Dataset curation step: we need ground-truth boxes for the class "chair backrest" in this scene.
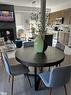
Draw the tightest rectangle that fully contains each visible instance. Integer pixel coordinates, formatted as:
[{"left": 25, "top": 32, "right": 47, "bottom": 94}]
[
  {"left": 23, "top": 41, "right": 34, "bottom": 48},
  {"left": 49, "top": 65, "right": 71, "bottom": 88},
  {"left": 55, "top": 42, "right": 65, "bottom": 51},
  {"left": 2, "top": 50, "right": 11, "bottom": 75}
]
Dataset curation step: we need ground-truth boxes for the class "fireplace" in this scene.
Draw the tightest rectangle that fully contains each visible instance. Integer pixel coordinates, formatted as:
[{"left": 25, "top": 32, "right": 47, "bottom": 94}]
[
  {"left": 0, "top": 29, "right": 14, "bottom": 41},
  {"left": 0, "top": 4, "right": 16, "bottom": 42}
]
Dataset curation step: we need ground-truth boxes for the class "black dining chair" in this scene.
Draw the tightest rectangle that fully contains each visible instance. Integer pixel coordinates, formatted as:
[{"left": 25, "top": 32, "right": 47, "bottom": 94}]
[
  {"left": 23, "top": 41, "right": 34, "bottom": 48},
  {"left": 55, "top": 42, "right": 65, "bottom": 52},
  {"left": 2, "top": 50, "right": 31, "bottom": 95},
  {"left": 55, "top": 42, "right": 65, "bottom": 66}
]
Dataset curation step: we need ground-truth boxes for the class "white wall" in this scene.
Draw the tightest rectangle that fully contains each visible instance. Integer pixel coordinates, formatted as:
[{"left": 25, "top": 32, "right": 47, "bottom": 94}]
[
  {"left": 15, "top": 12, "right": 22, "bottom": 27},
  {"left": 51, "top": 1, "right": 71, "bottom": 12},
  {"left": 14, "top": 6, "right": 39, "bottom": 32},
  {"left": 14, "top": 6, "right": 50, "bottom": 32},
  {"left": 15, "top": 11, "right": 31, "bottom": 32},
  {"left": 21, "top": 12, "right": 31, "bottom": 31}
]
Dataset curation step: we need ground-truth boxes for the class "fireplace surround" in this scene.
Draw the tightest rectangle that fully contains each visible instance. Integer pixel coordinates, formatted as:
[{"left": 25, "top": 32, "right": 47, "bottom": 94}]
[
  {"left": 0, "top": 4, "right": 16, "bottom": 42},
  {"left": 0, "top": 29, "right": 14, "bottom": 41}
]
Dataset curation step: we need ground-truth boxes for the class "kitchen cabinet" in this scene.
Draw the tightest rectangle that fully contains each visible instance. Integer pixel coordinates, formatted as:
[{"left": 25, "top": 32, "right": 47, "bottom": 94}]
[
  {"left": 48, "top": 8, "right": 71, "bottom": 25},
  {"left": 58, "top": 32, "right": 69, "bottom": 45},
  {"left": 64, "top": 9, "right": 70, "bottom": 25},
  {"left": 68, "top": 28, "right": 71, "bottom": 47}
]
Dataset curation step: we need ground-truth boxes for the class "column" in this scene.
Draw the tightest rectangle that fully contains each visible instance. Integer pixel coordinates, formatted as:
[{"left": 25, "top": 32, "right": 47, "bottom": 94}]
[{"left": 40, "top": 0, "right": 46, "bottom": 33}]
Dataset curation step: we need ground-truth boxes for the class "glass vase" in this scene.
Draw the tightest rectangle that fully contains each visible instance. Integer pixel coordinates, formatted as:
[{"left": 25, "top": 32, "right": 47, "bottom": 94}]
[{"left": 34, "top": 34, "right": 44, "bottom": 53}]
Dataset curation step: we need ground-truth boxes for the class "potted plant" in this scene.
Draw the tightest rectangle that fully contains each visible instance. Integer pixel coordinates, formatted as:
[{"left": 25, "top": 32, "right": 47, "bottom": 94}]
[
  {"left": 34, "top": 16, "right": 48, "bottom": 53},
  {"left": 34, "top": 0, "right": 52, "bottom": 54},
  {"left": 31, "top": 24, "right": 36, "bottom": 38}
]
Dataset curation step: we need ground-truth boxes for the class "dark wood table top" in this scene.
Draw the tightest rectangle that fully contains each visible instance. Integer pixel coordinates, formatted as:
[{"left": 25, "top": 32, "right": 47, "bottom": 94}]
[{"left": 15, "top": 46, "right": 65, "bottom": 67}]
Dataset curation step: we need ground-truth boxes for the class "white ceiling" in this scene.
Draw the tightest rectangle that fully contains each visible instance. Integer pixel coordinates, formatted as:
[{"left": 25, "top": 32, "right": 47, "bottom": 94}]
[{"left": 0, "top": 0, "right": 71, "bottom": 12}]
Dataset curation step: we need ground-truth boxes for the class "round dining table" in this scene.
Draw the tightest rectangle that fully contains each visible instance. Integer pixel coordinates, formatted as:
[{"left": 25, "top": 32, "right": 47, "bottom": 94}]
[{"left": 15, "top": 46, "right": 65, "bottom": 90}]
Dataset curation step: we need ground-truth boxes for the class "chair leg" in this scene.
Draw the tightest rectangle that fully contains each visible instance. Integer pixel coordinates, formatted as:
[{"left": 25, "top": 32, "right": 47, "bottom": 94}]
[
  {"left": 49, "top": 67, "right": 50, "bottom": 71},
  {"left": 39, "top": 67, "right": 43, "bottom": 73},
  {"left": 59, "top": 64, "right": 61, "bottom": 67},
  {"left": 49, "top": 88, "right": 52, "bottom": 95},
  {"left": 26, "top": 75, "right": 32, "bottom": 88},
  {"left": 9, "top": 75, "right": 10, "bottom": 82},
  {"left": 38, "top": 80, "right": 42, "bottom": 89},
  {"left": 11, "top": 76, "right": 14, "bottom": 95},
  {"left": 1, "top": 52, "right": 2, "bottom": 61},
  {"left": 64, "top": 84, "right": 67, "bottom": 95},
  {"left": 1, "top": 52, "right": 3, "bottom": 62}
]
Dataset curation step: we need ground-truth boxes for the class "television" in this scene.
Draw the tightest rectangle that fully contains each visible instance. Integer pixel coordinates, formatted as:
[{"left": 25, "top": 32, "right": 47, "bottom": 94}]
[{"left": 0, "top": 11, "right": 14, "bottom": 22}]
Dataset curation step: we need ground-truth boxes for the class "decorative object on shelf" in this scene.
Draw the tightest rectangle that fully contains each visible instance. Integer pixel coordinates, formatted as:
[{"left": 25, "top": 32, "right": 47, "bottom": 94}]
[{"left": 55, "top": 17, "right": 64, "bottom": 25}]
